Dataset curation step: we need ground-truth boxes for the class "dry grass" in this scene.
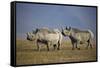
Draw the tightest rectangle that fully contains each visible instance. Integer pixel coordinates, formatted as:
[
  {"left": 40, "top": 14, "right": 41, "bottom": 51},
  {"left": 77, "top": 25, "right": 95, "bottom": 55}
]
[{"left": 16, "top": 39, "right": 97, "bottom": 65}]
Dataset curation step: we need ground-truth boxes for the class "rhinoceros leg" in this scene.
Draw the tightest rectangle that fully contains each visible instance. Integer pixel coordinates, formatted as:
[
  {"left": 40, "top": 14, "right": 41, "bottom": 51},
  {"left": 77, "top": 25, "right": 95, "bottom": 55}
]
[
  {"left": 36, "top": 41, "right": 40, "bottom": 51},
  {"left": 72, "top": 41, "right": 80, "bottom": 50},
  {"left": 86, "top": 39, "right": 92, "bottom": 49},
  {"left": 72, "top": 42, "right": 75, "bottom": 50},
  {"left": 47, "top": 42, "right": 50, "bottom": 51},
  {"left": 90, "top": 39, "right": 93, "bottom": 49},
  {"left": 76, "top": 42, "right": 80, "bottom": 50},
  {"left": 57, "top": 41, "right": 60, "bottom": 50},
  {"left": 53, "top": 44, "right": 56, "bottom": 50}
]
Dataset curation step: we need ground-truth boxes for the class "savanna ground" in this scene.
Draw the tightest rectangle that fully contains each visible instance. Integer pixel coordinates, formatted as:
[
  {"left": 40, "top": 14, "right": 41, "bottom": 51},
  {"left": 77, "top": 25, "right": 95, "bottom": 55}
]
[{"left": 16, "top": 39, "right": 97, "bottom": 65}]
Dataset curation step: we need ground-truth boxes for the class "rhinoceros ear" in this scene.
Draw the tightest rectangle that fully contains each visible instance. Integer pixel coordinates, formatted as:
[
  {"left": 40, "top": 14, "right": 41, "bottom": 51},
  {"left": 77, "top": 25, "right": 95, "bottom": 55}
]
[
  {"left": 66, "top": 26, "right": 68, "bottom": 30},
  {"left": 32, "top": 29, "right": 36, "bottom": 34},
  {"left": 26, "top": 32, "right": 30, "bottom": 36},
  {"left": 69, "top": 26, "right": 71, "bottom": 30},
  {"left": 66, "top": 26, "right": 71, "bottom": 30},
  {"left": 35, "top": 28, "right": 39, "bottom": 33}
]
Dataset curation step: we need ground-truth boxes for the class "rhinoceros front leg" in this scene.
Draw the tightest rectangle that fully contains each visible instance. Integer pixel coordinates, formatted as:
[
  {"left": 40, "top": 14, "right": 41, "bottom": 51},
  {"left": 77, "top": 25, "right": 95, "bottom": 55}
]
[
  {"left": 75, "top": 42, "right": 80, "bottom": 50},
  {"left": 57, "top": 41, "right": 60, "bottom": 50},
  {"left": 53, "top": 44, "right": 56, "bottom": 50},
  {"left": 36, "top": 41, "right": 40, "bottom": 51},
  {"left": 47, "top": 42, "right": 50, "bottom": 51},
  {"left": 72, "top": 42, "right": 75, "bottom": 50}
]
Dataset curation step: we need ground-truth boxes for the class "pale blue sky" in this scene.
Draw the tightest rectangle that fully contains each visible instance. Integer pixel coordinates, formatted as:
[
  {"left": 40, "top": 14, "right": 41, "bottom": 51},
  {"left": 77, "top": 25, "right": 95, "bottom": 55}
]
[{"left": 16, "top": 3, "right": 97, "bottom": 39}]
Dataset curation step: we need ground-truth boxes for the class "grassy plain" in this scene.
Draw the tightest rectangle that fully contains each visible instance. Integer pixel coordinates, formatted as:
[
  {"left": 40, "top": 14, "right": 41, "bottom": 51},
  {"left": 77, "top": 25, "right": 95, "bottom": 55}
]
[{"left": 16, "top": 39, "right": 97, "bottom": 65}]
